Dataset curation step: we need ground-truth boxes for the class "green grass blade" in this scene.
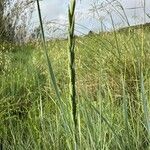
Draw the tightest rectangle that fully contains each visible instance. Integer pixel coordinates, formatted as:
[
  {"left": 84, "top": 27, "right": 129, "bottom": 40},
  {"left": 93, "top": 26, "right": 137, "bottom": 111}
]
[{"left": 36, "top": 0, "right": 62, "bottom": 105}]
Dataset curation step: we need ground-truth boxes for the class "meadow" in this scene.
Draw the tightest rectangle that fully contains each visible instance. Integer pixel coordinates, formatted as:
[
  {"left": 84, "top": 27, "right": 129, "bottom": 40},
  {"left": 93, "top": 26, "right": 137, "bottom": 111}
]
[
  {"left": 0, "top": 25, "right": 150, "bottom": 150},
  {"left": 0, "top": 1, "right": 150, "bottom": 149}
]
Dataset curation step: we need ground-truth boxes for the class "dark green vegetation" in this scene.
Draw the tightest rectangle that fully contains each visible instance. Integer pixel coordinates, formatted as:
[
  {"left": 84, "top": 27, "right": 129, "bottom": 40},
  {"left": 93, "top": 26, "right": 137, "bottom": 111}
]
[{"left": 0, "top": 24, "right": 150, "bottom": 149}]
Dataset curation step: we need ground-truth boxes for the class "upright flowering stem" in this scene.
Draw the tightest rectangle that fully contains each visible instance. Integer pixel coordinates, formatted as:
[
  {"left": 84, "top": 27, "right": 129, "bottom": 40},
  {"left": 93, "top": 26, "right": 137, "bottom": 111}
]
[{"left": 68, "top": 0, "right": 77, "bottom": 129}]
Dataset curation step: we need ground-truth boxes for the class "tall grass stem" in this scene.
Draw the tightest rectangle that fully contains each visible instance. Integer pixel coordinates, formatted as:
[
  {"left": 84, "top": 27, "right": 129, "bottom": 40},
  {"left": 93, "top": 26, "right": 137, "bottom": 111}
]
[{"left": 68, "top": 0, "right": 77, "bottom": 129}]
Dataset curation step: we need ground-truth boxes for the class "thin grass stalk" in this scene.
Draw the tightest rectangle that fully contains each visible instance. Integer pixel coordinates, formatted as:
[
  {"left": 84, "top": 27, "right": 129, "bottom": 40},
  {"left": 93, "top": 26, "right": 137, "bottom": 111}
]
[
  {"left": 68, "top": 0, "right": 77, "bottom": 128},
  {"left": 140, "top": 71, "right": 150, "bottom": 136},
  {"left": 119, "top": 5, "right": 130, "bottom": 26},
  {"left": 105, "top": 0, "right": 129, "bottom": 26},
  {"left": 109, "top": 12, "right": 121, "bottom": 58},
  {"left": 143, "top": 0, "right": 146, "bottom": 23},
  {"left": 122, "top": 75, "right": 130, "bottom": 148}
]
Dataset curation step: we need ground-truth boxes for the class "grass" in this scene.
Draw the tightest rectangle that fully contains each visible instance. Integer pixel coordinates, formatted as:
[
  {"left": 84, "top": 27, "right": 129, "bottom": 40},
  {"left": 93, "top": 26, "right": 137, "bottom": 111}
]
[
  {"left": 68, "top": 1, "right": 78, "bottom": 147},
  {"left": 0, "top": 2, "right": 150, "bottom": 150}
]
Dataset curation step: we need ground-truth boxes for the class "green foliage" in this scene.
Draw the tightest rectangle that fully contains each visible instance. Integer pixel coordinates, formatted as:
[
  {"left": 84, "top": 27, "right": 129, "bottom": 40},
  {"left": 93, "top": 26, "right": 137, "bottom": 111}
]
[{"left": 0, "top": 24, "right": 150, "bottom": 149}]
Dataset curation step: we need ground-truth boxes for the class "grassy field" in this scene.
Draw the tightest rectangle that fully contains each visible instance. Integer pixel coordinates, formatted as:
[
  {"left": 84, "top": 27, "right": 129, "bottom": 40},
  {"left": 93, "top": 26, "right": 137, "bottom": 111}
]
[
  {"left": 0, "top": 8, "right": 150, "bottom": 150},
  {"left": 0, "top": 24, "right": 150, "bottom": 149}
]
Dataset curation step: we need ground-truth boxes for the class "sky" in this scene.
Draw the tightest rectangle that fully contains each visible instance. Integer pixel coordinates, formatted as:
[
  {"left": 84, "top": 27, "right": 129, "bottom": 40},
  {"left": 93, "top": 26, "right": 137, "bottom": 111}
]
[{"left": 34, "top": 0, "right": 150, "bottom": 37}]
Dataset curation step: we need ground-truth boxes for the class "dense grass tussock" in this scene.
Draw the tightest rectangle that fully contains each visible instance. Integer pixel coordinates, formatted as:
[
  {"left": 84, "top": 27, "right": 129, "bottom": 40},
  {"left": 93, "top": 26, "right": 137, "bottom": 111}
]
[{"left": 0, "top": 23, "right": 150, "bottom": 149}]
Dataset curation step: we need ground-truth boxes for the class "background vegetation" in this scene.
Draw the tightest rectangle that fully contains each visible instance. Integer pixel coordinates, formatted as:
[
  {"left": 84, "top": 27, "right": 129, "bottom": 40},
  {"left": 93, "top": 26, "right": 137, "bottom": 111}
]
[{"left": 0, "top": 0, "right": 150, "bottom": 149}]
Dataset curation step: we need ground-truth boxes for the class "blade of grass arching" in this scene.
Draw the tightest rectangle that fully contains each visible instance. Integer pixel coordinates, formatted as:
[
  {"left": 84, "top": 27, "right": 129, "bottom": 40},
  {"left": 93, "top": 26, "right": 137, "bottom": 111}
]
[
  {"left": 105, "top": 0, "right": 130, "bottom": 26},
  {"left": 36, "top": 1, "right": 75, "bottom": 140},
  {"left": 36, "top": 0, "right": 63, "bottom": 107},
  {"left": 119, "top": 4, "right": 130, "bottom": 26}
]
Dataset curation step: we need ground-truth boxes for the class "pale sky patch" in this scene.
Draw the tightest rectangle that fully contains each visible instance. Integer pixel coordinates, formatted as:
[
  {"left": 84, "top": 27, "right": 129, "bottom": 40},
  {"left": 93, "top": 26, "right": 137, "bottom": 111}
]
[{"left": 33, "top": 0, "right": 150, "bottom": 37}]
